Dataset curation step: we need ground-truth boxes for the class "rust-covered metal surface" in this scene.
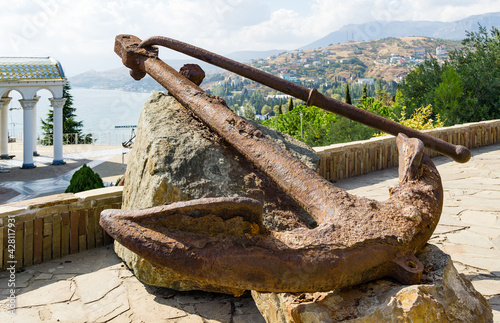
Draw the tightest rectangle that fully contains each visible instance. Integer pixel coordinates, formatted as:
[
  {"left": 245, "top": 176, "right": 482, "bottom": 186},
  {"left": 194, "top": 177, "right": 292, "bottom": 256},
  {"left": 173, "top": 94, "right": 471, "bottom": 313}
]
[
  {"left": 102, "top": 34, "right": 447, "bottom": 294},
  {"left": 101, "top": 133, "right": 443, "bottom": 294}
]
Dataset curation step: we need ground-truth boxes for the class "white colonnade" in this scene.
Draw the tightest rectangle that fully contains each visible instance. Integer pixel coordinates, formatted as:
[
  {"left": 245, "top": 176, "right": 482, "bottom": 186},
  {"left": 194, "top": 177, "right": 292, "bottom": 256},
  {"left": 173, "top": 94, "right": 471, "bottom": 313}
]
[{"left": 0, "top": 57, "right": 67, "bottom": 168}]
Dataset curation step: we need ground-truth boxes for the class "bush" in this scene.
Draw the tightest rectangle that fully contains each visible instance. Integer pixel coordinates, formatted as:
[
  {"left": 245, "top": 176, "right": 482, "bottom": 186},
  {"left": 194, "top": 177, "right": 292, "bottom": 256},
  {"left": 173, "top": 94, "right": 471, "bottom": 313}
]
[
  {"left": 65, "top": 164, "right": 104, "bottom": 193},
  {"left": 374, "top": 104, "right": 445, "bottom": 137}
]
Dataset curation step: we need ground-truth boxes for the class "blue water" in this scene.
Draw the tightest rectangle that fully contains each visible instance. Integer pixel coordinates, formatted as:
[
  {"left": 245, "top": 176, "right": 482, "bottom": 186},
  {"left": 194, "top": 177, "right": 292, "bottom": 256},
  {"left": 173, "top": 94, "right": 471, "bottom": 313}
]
[{"left": 6, "top": 88, "right": 155, "bottom": 145}]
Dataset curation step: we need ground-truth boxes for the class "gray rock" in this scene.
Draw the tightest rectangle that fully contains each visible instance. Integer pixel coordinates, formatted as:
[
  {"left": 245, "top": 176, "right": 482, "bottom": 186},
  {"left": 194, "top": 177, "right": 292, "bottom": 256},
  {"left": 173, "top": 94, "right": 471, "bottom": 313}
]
[
  {"left": 118, "top": 92, "right": 320, "bottom": 295},
  {"left": 123, "top": 92, "right": 319, "bottom": 230},
  {"left": 252, "top": 244, "right": 493, "bottom": 322}
]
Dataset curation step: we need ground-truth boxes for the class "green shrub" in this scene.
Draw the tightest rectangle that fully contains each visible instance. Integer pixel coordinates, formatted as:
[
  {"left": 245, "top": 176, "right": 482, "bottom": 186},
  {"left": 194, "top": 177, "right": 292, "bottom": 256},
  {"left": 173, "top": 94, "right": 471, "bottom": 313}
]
[{"left": 65, "top": 164, "right": 104, "bottom": 193}]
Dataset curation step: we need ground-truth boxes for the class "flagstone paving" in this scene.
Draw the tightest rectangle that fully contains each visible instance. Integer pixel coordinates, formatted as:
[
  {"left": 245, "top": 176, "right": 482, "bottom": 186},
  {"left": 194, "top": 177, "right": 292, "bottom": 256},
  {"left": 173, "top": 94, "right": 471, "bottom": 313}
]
[
  {"left": 0, "top": 143, "right": 499, "bottom": 322},
  {"left": 335, "top": 142, "right": 500, "bottom": 322}
]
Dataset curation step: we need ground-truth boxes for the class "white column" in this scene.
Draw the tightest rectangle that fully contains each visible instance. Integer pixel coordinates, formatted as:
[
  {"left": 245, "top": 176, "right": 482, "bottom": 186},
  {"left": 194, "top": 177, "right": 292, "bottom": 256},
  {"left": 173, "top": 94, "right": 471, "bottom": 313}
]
[
  {"left": 19, "top": 98, "right": 39, "bottom": 169},
  {"left": 0, "top": 98, "right": 12, "bottom": 159},
  {"left": 32, "top": 96, "right": 40, "bottom": 156},
  {"left": 50, "top": 97, "right": 66, "bottom": 165}
]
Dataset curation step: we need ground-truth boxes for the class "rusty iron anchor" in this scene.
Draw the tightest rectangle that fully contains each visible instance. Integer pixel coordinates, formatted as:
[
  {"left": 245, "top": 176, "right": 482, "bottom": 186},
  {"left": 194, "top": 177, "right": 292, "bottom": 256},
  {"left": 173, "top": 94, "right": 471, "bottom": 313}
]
[{"left": 100, "top": 34, "right": 452, "bottom": 294}]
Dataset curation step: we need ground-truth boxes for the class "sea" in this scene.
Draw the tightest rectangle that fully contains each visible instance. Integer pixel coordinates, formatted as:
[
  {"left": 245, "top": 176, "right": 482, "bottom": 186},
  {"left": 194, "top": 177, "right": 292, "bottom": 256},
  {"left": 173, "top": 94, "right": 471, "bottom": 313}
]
[{"left": 6, "top": 88, "right": 155, "bottom": 146}]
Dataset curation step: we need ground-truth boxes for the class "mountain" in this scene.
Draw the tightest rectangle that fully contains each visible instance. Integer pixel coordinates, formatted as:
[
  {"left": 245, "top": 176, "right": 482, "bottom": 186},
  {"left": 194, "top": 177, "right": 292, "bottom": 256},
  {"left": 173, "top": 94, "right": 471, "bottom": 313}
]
[
  {"left": 71, "top": 12, "right": 499, "bottom": 91},
  {"left": 69, "top": 68, "right": 163, "bottom": 92},
  {"left": 300, "top": 12, "right": 500, "bottom": 50},
  {"left": 69, "top": 59, "right": 224, "bottom": 92}
]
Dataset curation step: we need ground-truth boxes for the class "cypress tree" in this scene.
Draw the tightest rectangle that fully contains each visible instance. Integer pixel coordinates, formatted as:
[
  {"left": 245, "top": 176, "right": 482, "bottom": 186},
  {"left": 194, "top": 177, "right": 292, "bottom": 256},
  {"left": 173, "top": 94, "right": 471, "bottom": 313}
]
[
  {"left": 361, "top": 84, "right": 368, "bottom": 101},
  {"left": 278, "top": 103, "right": 283, "bottom": 115},
  {"left": 288, "top": 98, "right": 294, "bottom": 112},
  {"left": 376, "top": 79, "right": 384, "bottom": 101},
  {"left": 345, "top": 83, "right": 352, "bottom": 105},
  {"left": 41, "top": 82, "right": 86, "bottom": 145}
]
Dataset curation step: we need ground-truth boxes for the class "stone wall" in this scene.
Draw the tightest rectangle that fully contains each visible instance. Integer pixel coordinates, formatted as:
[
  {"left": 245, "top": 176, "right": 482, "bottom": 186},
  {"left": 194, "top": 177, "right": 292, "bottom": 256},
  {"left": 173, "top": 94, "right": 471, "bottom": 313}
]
[
  {"left": 315, "top": 119, "right": 500, "bottom": 181},
  {"left": 0, "top": 187, "right": 122, "bottom": 271}
]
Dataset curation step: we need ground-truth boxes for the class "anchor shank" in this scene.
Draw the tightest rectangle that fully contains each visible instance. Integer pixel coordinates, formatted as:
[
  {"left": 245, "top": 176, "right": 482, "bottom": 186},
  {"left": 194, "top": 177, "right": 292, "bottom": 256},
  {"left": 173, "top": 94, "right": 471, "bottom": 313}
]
[
  {"left": 138, "top": 35, "right": 471, "bottom": 164},
  {"left": 115, "top": 34, "right": 346, "bottom": 224},
  {"left": 145, "top": 56, "right": 343, "bottom": 224}
]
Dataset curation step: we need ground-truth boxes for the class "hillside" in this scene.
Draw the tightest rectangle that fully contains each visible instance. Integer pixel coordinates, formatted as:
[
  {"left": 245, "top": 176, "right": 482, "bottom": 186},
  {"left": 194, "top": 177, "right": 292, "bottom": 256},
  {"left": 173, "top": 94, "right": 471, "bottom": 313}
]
[
  {"left": 254, "top": 36, "right": 461, "bottom": 82},
  {"left": 70, "top": 37, "right": 460, "bottom": 91}
]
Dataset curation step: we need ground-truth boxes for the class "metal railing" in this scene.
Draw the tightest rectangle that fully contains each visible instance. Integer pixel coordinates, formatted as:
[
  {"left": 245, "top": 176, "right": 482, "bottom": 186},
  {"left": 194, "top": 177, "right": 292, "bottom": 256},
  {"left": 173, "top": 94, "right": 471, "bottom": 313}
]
[{"left": 37, "top": 132, "right": 134, "bottom": 146}]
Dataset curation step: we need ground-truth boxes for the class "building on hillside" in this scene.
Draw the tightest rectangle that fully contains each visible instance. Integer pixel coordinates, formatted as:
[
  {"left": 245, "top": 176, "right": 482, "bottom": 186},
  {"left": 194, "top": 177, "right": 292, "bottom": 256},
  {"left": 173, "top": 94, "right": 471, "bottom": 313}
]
[
  {"left": 280, "top": 73, "right": 291, "bottom": 81},
  {"left": 390, "top": 55, "right": 401, "bottom": 64},
  {"left": 436, "top": 45, "right": 448, "bottom": 58},
  {"left": 266, "top": 94, "right": 291, "bottom": 100},
  {"left": 414, "top": 48, "right": 426, "bottom": 58},
  {"left": 357, "top": 78, "right": 375, "bottom": 86}
]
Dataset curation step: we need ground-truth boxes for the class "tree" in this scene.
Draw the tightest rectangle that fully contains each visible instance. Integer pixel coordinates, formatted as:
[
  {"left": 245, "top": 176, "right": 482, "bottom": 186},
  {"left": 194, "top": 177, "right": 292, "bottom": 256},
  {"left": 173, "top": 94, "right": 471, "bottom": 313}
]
[
  {"left": 448, "top": 25, "right": 500, "bottom": 122},
  {"left": 361, "top": 84, "right": 368, "bottom": 101},
  {"left": 65, "top": 164, "right": 104, "bottom": 193},
  {"left": 261, "top": 105, "right": 273, "bottom": 117},
  {"left": 345, "top": 83, "right": 352, "bottom": 105},
  {"left": 399, "top": 25, "right": 500, "bottom": 125},
  {"left": 41, "top": 82, "right": 88, "bottom": 145},
  {"left": 243, "top": 102, "right": 256, "bottom": 121},
  {"left": 399, "top": 57, "right": 444, "bottom": 115},
  {"left": 433, "top": 65, "right": 464, "bottom": 124},
  {"left": 288, "top": 98, "right": 294, "bottom": 112}
]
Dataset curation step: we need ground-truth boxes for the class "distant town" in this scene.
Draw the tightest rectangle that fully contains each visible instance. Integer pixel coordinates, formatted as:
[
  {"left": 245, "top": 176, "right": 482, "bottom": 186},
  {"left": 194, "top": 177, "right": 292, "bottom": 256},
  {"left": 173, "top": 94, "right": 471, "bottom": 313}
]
[{"left": 201, "top": 36, "right": 461, "bottom": 117}]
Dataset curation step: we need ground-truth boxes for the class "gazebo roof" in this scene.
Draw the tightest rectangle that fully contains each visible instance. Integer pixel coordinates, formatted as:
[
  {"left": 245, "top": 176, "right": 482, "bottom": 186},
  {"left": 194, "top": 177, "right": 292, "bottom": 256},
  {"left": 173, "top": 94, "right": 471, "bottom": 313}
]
[{"left": 0, "top": 57, "right": 65, "bottom": 82}]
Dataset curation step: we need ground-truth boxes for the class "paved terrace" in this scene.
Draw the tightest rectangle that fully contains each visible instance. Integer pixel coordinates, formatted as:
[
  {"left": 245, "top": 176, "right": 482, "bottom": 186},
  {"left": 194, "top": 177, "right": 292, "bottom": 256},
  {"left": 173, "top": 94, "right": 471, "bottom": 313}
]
[
  {"left": 0, "top": 143, "right": 129, "bottom": 204},
  {"left": 0, "top": 143, "right": 499, "bottom": 322}
]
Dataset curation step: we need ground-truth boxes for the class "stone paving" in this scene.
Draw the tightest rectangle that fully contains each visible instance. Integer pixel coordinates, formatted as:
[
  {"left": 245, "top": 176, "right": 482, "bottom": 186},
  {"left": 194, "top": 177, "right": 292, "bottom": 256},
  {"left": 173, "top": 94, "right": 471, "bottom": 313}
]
[
  {"left": 0, "top": 144, "right": 129, "bottom": 204},
  {"left": 335, "top": 142, "right": 500, "bottom": 322},
  {"left": 0, "top": 246, "right": 265, "bottom": 323},
  {"left": 0, "top": 143, "right": 499, "bottom": 322}
]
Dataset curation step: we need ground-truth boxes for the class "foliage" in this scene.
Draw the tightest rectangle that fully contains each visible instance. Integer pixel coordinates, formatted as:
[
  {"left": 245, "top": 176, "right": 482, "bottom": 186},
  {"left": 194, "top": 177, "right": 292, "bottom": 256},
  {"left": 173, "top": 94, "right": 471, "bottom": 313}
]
[
  {"left": 41, "top": 82, "right": 91, "bottom": 145},
  {"left": 399, "top": 26, "right": 500, "bottom": 125},
  {"left": 65, "top": 164, "right": 104, "bottom": 193},
  {"left": 345, "top": 83, "right": 352, "bottom": 104},
  {"left": 398, "top": 104, "right": 445, "bottom": 131},
  {"left": 374, "top": 104, "right": 445, "bottom": 137},
  {"left": 288, "top": 98, "right": 294, "bottom": 112},
  {"left": 243, "top": 102, "right": 256, "bottom": 121},
  {"left": 357, "top": 97, "right": 395, "bottom": 120},
  {"left": 263, "top": 105, "right": 374, "bottom": 147}
]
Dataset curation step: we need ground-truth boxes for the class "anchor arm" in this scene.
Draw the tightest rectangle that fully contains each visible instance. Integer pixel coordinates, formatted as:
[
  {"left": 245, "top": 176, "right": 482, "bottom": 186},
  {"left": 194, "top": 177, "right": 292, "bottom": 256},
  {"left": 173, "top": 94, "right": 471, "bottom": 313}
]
[{"left": 108, "top": 34, "right": 446, "bottom": 292}]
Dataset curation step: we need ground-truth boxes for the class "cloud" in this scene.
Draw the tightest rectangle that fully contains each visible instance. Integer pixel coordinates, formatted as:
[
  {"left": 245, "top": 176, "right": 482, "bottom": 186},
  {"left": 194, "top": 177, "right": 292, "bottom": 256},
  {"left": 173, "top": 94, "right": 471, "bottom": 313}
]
[{"left": 0, "top": 0, "right": 499, "bottom": 76}]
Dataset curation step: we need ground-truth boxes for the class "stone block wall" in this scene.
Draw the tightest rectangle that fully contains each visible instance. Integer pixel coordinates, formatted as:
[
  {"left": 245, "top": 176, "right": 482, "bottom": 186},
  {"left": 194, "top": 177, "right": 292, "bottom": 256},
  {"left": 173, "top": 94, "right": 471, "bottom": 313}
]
[
  {"left": 0, "top": 187, "right": 122, "bottom": 270},
  {"left": 314, "top": 119, "right": 500, "bottom": 181}
]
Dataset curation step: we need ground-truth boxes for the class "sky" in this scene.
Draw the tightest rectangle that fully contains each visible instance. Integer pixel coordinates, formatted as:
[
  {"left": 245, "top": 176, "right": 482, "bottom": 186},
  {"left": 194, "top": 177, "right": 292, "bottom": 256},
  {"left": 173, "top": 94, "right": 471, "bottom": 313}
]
[{"left": 1, "top": 0, "right": 500, "bottom": 77}]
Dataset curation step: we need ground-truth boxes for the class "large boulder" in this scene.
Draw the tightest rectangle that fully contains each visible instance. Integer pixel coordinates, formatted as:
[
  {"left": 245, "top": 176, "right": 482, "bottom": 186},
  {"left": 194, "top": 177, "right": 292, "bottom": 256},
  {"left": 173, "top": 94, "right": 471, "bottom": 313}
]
[
  {"left": 122, "top": 92, "right": 318, "bottom": 230},
  {"left": 252, "top": 244, "right": 493, "bottom": 322},
  {"left": 117, "top": 92, "right": 319, "bottom": 295}
]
